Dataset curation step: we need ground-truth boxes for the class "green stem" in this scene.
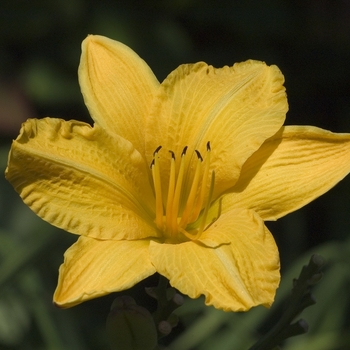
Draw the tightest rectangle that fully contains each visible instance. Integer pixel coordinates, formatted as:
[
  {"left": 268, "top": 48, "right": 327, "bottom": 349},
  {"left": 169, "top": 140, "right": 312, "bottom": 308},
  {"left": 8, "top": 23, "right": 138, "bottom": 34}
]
[
  {"left": 152, "top": 275, "right": 170, "bottom": 325},
  {"left": 249, "top": 254, "right": 324, "bottom": 350}
]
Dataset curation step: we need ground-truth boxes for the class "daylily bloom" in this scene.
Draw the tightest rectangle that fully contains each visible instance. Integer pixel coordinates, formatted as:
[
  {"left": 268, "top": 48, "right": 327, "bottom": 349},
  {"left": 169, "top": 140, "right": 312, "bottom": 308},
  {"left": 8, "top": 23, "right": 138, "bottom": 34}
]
[{"left": 5, "top": 35, "right": 350, "bottom": 312}]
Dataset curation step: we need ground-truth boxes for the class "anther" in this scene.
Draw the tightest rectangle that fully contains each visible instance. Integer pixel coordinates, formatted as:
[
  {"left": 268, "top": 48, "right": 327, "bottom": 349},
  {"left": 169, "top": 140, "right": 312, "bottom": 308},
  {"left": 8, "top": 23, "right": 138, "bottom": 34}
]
[
  {"left": 153, "top": 145, "right": 162, "bottom": 156},
  {"left": 195, "top": 150, "right": 203, "bottom": 161},
  {"left": 151, "top": 146, "right": 164, "bottom": 230}
]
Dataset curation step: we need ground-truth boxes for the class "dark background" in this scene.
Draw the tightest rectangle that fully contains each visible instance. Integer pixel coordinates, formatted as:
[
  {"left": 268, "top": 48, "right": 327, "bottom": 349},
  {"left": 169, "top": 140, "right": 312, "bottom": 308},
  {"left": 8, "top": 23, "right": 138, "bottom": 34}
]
[{"left": 1, "top": 1, "right": 350, "bottom": 349}]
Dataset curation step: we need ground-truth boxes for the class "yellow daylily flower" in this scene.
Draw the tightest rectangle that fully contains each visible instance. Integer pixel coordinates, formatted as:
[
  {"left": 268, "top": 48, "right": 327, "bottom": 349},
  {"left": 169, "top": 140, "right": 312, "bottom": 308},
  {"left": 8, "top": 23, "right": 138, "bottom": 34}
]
[{"left": 5, "top": 35, "right": 350, "bottom": 312}]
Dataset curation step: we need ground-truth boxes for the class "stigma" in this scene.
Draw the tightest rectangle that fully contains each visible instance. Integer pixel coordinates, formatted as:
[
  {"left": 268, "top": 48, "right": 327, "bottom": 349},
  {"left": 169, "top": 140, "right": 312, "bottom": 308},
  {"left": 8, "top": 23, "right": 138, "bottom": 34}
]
[{"left": 150, "top": 142, "right": 215, "bottom": 241}]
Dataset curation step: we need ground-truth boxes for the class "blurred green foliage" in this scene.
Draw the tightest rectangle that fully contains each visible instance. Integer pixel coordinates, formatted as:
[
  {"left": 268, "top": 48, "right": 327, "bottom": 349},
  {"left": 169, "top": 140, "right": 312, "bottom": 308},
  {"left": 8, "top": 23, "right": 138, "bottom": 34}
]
[{"left": 1, "top": 0, "right": 350, "bottom": 349}]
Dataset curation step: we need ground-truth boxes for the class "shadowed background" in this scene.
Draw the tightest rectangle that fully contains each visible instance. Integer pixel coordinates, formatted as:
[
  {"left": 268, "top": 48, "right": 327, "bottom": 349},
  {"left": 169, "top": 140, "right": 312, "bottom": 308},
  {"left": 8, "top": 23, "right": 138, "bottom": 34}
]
[{"left": 1, "top": 1, "right": 350, "bottom": 349}]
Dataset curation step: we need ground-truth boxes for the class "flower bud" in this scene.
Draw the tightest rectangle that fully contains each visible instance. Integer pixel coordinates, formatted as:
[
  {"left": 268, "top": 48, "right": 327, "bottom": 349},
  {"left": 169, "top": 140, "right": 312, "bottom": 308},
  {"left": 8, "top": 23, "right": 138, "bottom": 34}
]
[{"left": 106, "top": 296, "right": 157, "bottom": 350}]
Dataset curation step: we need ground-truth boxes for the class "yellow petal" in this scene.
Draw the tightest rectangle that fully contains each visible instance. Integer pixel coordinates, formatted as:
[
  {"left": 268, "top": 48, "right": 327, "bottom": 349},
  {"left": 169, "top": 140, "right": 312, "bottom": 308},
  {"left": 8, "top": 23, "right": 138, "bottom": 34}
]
[
  {"left": 5, "top": 118, "right": 158, "bottom": 240},
  {"left": 54, "top": 236, "right": 156, "bottom": 307},
  {"left": 79, "top": 35, "right": 159, "bottom": 155},
  {"left": 145, "top": 60, "right": 288, "bottom": 196},
  {"left": 224, "top": 126, "right": 350, "bottom": 220},
  {"left": 149, "top": 209, "right": 280, "bottom": 311}
]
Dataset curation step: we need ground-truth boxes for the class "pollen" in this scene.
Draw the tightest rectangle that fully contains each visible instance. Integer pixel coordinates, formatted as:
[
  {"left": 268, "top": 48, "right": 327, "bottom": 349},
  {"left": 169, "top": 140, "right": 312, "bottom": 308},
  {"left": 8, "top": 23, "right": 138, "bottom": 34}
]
[{"left": 150, "top": 142, "right": 215, "bottom": 241}]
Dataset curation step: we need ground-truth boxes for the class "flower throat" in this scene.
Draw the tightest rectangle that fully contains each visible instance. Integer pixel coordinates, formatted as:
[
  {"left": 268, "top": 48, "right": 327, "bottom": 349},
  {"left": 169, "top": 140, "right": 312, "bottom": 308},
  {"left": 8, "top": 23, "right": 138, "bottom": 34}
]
[{"left": 150, "top": 142, "right": 215, "bottom": 241}]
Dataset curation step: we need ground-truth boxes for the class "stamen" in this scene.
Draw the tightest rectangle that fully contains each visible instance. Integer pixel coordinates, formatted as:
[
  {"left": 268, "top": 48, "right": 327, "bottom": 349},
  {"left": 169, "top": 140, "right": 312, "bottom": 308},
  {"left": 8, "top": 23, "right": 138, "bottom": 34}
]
[
  {"left": 179, "top": 150, "right": 202, "bottom": 228},
  {"left": 180, "top": 172, "right": 216, "bottom": 241},
  {"left": 170, "top": 146, "right": 187, "bottom": 234},
  {"left": 166, "top": 151, "right": 176, "bottom": 230},
  {"left": 151, "top": 142, "right": 216, "bottom": 241},
  {"left": 202, "top": 197, "right": 222, "bottom": 232},
  {"left": 190, "top": 142, "right": 211, "bottom": 222},
  {"left": 197, "top": 170, "right": 215, "bottom": 237},
  {"left": 151, "top": 146, "right": 163, "bottom": 230}
]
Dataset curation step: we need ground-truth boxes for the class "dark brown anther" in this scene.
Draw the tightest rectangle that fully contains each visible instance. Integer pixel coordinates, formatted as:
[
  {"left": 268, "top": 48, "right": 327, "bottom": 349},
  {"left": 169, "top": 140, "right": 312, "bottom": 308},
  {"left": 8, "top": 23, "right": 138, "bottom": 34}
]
[
  {"left": 181, "top": 146, "right": 188, "bottom": 156},
  {"left": 195, "top": 150, "right": 203, "bottom": 161},
  {"left": 206, "top": 141, "right": 211, "bottom": 151},
  {"left": 169, "top": 150, "right": 175, "bottom": 160},
  {"left": 153, "top": 145, "right": 162, "bottom": 156}
]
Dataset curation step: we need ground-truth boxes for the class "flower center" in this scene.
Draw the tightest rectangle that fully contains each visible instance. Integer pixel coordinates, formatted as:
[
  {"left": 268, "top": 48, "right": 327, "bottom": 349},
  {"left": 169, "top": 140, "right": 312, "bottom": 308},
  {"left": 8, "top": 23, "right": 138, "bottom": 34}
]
[{"left": 150, "top": 142, "right": 215, "bottom": 241}]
